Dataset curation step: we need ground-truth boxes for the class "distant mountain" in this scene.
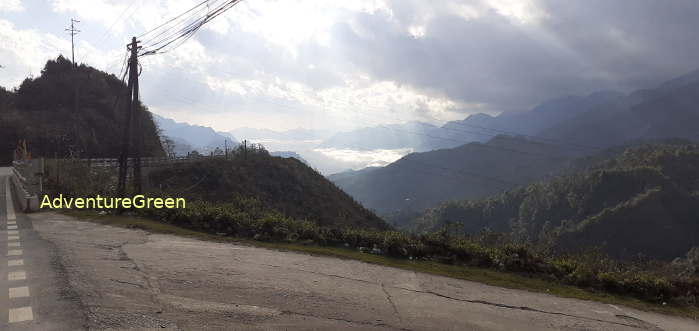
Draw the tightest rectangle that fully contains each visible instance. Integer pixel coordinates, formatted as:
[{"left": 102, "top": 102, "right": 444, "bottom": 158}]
[
  {"left": 318, "top": 122, "right": 446, "bottom": 151},
  {"left": 230, "top": 127, "right": 332, "bottom": 141},
  {"left": 440, "top": 91, "right": 625, "bottom": 147},
  {"left": 540, "top": 72, "right": 699, "bottom": 148},
  {"left": 327, "top": 166, "right": 380, "bottom": 183},
  {"left": 317, "top": 92, "right": 624, "bottom": 152},
  {"left": 153, "top": 114, "right": 237, "bottom": 155},
  {"left": 270, "top": 151, "right": 308, "bottom": 164},
  {"left": 330, "top": 135, "right": 576, "bottom": 215},
  {"left": 168, "top": 136, "right": 193, "bottom": 156},
  {"left": 409, "top": 143, "right": 699, "bottom": 260},
  {"left": 332, "top": 68, "right": 699, "bottom": 218}
]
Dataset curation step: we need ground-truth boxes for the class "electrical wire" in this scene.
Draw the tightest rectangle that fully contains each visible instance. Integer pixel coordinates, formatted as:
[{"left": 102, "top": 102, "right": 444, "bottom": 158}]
[{"left": 138, "top": 0, "right": 243, "bottom": 57}]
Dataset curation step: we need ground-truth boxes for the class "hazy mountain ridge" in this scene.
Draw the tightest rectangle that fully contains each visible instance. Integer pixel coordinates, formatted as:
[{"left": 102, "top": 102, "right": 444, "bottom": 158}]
[
  {"left": 318, "top": 122, "right": 445, "bottom": 151},
  {"left": 316, "top": 91, "right": 625, "bottom": 153},
  {"left": 269, "top": 151, "right": 309, "bottom": 164},
  {"left": 153, "top": 113, "right": 237, "bottom": 155},
  {"left": 540, "top": 70, "right": 699, "bottom": 147},
  {"left": 330, "top": 68, "right": 699, "bottom": 220},
  {"left": 230, "top": 127, "right": 332, "bottom": 142}
]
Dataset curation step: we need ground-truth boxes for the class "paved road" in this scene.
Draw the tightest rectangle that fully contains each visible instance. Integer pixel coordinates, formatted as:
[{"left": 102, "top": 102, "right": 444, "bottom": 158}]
[
  {"left": 2, "top": 168, "right": 699, "bottom": 330},
  {"left": 0, "top": 168, "right": 84, "bottom": 330}
]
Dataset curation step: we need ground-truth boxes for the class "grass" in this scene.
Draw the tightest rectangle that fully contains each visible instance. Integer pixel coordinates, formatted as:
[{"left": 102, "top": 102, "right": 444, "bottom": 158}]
[{"left": 61, "top": 209, "right": 699, "bottom": 319}]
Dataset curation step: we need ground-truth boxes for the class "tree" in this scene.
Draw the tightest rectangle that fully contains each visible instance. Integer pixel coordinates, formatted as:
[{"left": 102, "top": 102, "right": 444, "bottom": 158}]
[{"left": 161, "top": 135, "right": 176, "bottom": 158}]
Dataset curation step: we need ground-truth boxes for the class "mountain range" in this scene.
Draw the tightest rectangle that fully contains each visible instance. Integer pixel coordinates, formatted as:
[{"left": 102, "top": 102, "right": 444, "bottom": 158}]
[
  {"left": 313, "top": 90, "right": 628, "bottom": 154},
  {"left": 153, "top": 113, "right": 237, "bottom": 156},
  {"left": 230, "top": 127, "right": 333, "bottom": 142},
  {"left": 330, "top": 68, "right": 699, "bottom": 219}
]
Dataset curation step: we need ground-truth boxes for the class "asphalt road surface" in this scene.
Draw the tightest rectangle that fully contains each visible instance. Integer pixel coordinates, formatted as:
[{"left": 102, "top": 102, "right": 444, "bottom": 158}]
[{"left": 2, "top": 169, "right": 699, "bottom": 330}]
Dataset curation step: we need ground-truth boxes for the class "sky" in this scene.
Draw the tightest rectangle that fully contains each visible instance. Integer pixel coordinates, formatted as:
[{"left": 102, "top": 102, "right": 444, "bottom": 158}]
[{"left": 2, "top": 0, "right": 699, "bottom": 133}]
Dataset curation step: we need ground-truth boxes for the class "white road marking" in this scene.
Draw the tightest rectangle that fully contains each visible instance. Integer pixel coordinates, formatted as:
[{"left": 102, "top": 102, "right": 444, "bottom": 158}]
[
  {"left": 4, "top": 180, "right": 34, "bottom": 324},
  {"left": 8, "top": 259, "right": 23, "bottom": 266},
  {"left": 8, "top": 306, "right": 33, "bottom": 323},
  {"left": 9, "top": 286, "right": 29, "bottom": 298},
  {"left": 8, "top": 271, "right": 26, "bottom": 281},
  {"left": 5, "top": 178, "right": 16, "bottom": 220}
]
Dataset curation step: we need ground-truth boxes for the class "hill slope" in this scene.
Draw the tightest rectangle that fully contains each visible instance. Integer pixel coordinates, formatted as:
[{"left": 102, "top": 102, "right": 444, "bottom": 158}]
[
  {"left": 411, "top": 143, "right": 699, "bottom": 260},
  {"left": 331, "top": 136, "right": 576, "bottom": 216},
  {"left": 147, "top": 150, "right": 389, "bottom": 230},
  {"left": 0, "top": 56, "right": 163, "bottom": 160}
]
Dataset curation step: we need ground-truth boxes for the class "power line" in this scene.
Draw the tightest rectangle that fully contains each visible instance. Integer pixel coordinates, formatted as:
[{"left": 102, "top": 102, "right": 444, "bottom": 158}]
[
  {"left": 137, "top": 0, "right": 212, "bottom": 39},
  {"left": 139, "top": 0, "right": 243, "bottom": 57},
  {"left": 78, "top": 0, "right": 143, "bottom": 65},
  {"left": 139, "top": 3, "right": 215, "bottom": 48}
]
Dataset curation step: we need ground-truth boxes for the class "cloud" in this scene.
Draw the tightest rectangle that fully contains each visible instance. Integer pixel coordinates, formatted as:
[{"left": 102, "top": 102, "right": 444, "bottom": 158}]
[
  {"left": 329, "top": 0, "right": 699, "bottom": 113},
  {"left": 0, "top": 19, "right": 68, "bottom": 88},
  {"left": 313, "top": 147, "right": 412, "bottom": 169},
  {"left": 4, "top": 0, "right": 699, "bottom": 133},
  {"left": 0, "top": 0, "right": 24, "bottom": 12}
]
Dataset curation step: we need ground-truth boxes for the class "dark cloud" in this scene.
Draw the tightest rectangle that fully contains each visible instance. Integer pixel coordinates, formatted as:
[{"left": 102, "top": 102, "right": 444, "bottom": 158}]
[
  {"left": 14, "top": 0, "right": 696, "bottom": 125},
  {"left": 327, "top": 0, "right": 699, "bottom": 113},
  {"left": 537, "top": 0, "right": 699, "bottom": 89}
]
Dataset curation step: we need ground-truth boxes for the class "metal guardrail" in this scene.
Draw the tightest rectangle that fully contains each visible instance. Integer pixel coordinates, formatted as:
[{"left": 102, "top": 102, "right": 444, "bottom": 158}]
[
  {"left": 11, "top": 159, "right": 43, "bottom": 212},
  {"left": 77, "top": 156, "right": 198, "bottom": 168}
]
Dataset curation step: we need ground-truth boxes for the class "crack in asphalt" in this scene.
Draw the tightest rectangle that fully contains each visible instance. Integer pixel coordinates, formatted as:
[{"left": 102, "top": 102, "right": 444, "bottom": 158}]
[
  {"left": 281, "top": 310, "right": 414, "bottom": 331},
  {"left": 118, "top": 241, "right": 166, "bottom": 313},
  {"left": 381, "top": 283, "right": 402, "bottom": 323},
  {"left": 392, "top": 286, "right": 658, "bottom": 330},
  {"left": 259, "top": 263, "right": 376, "bottom": 284},
  {"left": 109, "top": 278, "right": 146, "bottom": 288},
  {"left": 258, "top": 262, "right": 658, "bottom": 330}
]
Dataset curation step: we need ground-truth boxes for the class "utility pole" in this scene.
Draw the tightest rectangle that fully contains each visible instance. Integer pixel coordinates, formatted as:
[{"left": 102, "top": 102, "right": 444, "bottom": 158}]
[
  {"left": 66, "top": 19, "right": 81, "bottom": 115},
  {"left": 65, "top": 19, "right": 80, "bottom": 67},
  {"left": 132, "top": 38, "right": 143, "bottom": 194},
  {"left": 117, "top": 37, "right": 142, "bottom": 197}
]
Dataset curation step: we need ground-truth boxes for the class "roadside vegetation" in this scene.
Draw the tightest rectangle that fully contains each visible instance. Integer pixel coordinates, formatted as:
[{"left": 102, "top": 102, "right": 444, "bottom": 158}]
[
  {"left": 63, "top": 209, "right": 699, "bottom": 318},
  {"left": 41, "top": 147, "right": 699, "bottom": 317}
]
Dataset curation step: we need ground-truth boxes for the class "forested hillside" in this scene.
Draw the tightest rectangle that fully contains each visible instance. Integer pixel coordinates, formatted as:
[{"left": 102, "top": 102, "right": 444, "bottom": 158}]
[
  {"left": 412, "top": 143, "right": 699, "bottom": 260},
  {"left": 0, "top": 56, "right": 163, "bottom": 161}
]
